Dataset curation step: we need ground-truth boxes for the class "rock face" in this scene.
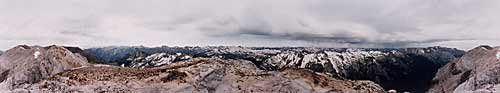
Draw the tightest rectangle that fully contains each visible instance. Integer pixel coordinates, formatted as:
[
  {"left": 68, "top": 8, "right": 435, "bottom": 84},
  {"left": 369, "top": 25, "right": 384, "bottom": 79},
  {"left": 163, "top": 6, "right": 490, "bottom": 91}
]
[
  {"left": 428, "top": 46, "right": 500, "bottom": 93},
  {"left": 86, "top": 46, "right": 464, "bottom": 92},
  {"left": 0, "top": 45, "right": 90, "bottom": 91},
  {"left": 27, "top": 58, "right": 385, "bottom": 93}
]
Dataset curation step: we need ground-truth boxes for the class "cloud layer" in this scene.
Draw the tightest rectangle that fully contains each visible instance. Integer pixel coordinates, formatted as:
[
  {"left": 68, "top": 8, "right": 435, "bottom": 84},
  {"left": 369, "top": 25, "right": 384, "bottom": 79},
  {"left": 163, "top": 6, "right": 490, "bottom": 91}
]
[{"left": 1, "top": 0, "right": 499, "bottom": 50}]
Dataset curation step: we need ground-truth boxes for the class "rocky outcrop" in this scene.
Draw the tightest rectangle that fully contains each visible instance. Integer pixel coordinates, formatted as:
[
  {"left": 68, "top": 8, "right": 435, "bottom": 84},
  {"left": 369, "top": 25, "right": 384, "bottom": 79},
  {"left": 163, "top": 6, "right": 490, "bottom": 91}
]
[
  {"left": 428, "top": 45, "right": 500, "bottom": 93},
  {"left": 0, "top": 45, "right": 90, "bottom": 91},
  {"left": 27, "top": 58, "right": 385, "bottom": 93}
]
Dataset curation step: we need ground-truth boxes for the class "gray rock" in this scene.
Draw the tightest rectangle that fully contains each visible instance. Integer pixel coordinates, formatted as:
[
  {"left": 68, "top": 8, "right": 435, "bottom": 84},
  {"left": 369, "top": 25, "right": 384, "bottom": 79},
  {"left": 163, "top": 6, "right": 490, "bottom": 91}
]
[
  {"left": 0, "top": 45, "right": 90, "bottom": 91},
  {"left": 428, "top": 45, "right": 500, "bottom": 93}
]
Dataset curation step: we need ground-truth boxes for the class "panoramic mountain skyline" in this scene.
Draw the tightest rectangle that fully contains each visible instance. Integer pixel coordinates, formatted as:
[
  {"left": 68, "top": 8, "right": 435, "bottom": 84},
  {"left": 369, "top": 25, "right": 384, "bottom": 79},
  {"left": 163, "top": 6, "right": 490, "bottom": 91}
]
[{"left": 1, "top": 0, "right": 500, "bottom": 50}]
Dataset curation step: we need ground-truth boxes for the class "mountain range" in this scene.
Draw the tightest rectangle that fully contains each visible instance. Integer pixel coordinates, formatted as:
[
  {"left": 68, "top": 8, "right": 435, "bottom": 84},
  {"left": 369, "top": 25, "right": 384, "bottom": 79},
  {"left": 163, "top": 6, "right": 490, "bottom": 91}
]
[{"left": 1, "top": 45, "right": 498, "bottom": 93}]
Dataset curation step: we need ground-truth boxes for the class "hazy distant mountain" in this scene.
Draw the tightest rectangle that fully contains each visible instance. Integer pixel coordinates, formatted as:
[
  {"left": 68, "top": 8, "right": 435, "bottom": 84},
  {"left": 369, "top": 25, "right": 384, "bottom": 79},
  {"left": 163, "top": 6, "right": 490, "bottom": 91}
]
[{"left": 84, "top": 46, "right": 213, "bottom": 65}]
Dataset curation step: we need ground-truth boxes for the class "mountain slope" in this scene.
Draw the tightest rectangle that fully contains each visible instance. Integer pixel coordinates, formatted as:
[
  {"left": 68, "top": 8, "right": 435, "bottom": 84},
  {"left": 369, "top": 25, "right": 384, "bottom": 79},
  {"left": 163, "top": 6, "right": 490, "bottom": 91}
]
[
  {"left": 261, "top": 47, "right": 464, "bottom": 92},
  {"left": 0, "top": 45, "right": 90, "bottom": 91},
  {"left": 428, "top": 45, "right": 500, "bottom": 93}
]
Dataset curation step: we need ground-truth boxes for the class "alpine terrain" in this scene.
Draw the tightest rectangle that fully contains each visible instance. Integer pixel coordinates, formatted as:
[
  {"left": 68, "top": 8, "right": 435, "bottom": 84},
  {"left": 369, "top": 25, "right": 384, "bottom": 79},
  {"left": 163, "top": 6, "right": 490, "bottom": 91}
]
[{"left": 0, "top": 45, "right": 472, "bottom": 93}]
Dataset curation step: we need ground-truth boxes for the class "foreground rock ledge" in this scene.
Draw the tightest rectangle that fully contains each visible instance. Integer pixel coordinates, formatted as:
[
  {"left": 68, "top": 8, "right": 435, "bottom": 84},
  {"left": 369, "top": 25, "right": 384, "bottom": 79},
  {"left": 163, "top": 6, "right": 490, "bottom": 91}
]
[{"left": 25, "top": 58, "right": 384, "bottom": 93}]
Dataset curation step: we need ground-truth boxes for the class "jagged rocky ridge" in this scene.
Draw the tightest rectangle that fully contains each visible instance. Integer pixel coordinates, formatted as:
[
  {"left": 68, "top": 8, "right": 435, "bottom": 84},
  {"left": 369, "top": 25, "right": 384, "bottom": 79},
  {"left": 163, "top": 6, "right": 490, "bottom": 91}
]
[
  {"left": 428, "top": 45, "right": 500, "bottom": 93},
  {"left": 85, "top": 46, "right": 464, "bottom": 92}
]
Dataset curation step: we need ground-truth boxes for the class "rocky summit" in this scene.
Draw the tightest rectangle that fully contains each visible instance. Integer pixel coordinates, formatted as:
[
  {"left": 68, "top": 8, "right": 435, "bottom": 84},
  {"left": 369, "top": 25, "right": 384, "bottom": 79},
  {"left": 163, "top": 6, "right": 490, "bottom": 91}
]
[
  {"left": 0, "top": 45, "right": 471, "bottom": 93},
  {"left": 428, "top": 45, "right": 500, "bottom": 93},
  {"left": 0, "top": 45, "right": 90, "bottom": 92}
]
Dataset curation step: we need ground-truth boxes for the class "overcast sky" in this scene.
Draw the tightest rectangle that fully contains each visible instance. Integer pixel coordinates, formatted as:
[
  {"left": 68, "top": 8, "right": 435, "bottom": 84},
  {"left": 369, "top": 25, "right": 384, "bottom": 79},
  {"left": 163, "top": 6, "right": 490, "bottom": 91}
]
[{"left": 1, "top": 0, "right": 499, "bottom": 50}]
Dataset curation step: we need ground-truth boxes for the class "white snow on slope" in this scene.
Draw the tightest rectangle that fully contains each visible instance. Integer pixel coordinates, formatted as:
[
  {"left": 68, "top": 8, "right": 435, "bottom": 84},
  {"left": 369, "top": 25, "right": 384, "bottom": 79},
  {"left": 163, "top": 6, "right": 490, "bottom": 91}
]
[
  {"left": 496, "top": 52, "right": 500, "bottom": 59},
  {"left": 34, "top": 51, "right": 41, "bottom": 59}
]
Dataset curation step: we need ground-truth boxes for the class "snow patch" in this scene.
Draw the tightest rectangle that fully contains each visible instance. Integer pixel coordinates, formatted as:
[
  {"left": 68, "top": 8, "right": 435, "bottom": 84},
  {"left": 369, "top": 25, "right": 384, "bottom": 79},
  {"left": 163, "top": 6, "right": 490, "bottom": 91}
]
[
  {"left": 93, "top": 64, "right": 114, "bottom": 67},
  {"left": 496, "top": 52, "right": 500, "bottom": 59},
  {"left": 34, "top": 51, "right": 41, "bottom": 59}
]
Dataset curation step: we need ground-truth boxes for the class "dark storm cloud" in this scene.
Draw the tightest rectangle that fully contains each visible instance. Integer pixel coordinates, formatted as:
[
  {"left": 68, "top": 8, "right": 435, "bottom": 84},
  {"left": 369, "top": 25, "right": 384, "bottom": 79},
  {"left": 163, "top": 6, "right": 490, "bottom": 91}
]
[
  {"left": 231, "top": 29, "right": 475, "bottom": 48},
  {"left": 0, "top": 0, "right": 499, "bottom": 50}
]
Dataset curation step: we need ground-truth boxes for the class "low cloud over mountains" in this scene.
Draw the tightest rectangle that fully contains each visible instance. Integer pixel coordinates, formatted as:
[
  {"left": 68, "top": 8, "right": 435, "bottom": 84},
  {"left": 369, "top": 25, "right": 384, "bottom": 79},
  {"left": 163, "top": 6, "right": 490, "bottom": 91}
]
[{"left": 1, "top": 0, "right": 500, "bottom": 49}]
